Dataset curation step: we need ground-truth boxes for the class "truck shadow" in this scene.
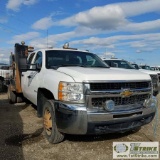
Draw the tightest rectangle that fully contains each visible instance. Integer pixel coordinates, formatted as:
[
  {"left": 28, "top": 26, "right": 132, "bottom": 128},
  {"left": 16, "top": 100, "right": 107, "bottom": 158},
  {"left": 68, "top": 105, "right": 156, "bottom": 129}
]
[
  {"left": 65, "top": 128, "right": 140, "bottom": 142},
  {"left": 5, "top": 128, "right": 44, "bottom": 146},
  {"left": 0, "top": 93, "right": 28, "bottom": 160}
]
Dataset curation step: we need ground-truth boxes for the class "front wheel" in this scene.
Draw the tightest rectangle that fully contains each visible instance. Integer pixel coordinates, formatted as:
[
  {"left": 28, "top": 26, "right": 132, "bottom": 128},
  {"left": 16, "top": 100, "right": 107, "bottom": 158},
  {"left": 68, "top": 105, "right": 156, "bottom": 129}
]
[{"left": 43, "top": 100, "right": 64, "bottom": 144}]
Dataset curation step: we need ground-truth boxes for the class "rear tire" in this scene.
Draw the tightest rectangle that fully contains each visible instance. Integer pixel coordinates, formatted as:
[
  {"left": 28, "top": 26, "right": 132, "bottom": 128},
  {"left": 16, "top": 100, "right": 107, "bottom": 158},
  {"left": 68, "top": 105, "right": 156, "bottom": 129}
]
[
  {"left": 17, "top": 96, "right": 23, "bottom": 103},
  {"left": 8, "top": 86, "right": 17, "bottom": 103},
  {"left": 43, "top": 100, "right": 64, "bottom": 144},
  {"left": 0, "top": 79, "right": 4, "bottom": 93}
]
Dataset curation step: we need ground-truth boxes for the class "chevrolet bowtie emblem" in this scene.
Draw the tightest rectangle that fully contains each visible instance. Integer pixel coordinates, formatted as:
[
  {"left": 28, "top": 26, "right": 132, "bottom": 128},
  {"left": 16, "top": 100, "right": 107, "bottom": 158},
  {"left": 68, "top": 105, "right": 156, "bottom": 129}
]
[{"left": 120, "top": 89, "right": 133, "bottom": 98}]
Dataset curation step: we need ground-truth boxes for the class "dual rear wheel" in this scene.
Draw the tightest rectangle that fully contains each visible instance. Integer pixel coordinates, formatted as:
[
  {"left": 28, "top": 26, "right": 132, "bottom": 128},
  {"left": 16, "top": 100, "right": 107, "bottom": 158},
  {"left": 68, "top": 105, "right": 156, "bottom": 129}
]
[{"left": 7, "top": 85, "right": 23, "bottom": 103}]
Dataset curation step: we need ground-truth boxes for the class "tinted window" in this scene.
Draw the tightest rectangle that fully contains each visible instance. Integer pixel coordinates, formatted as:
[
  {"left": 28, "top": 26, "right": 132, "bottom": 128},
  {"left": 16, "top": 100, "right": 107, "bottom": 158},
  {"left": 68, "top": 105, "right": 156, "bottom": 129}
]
[
  {"left": 150, "top": 67, "right": 155, "bottom": 71},
  {"left": 104, "top": 60, "right": 112, "bottom": 66},
  {"left": 27, "top": 53, "right": 35, "bottom": 64},
  {"left": 131, "top": 64, "right": 140, "bottom": 69},
  {"left": 141, "top": 66, "right": 151, "bottom": 70},
  {"left": 104, "top": 60, "right": 134, "bottom": 69},
  {"left": 34, "top": 51, "right": 42, "bottom": 66}
]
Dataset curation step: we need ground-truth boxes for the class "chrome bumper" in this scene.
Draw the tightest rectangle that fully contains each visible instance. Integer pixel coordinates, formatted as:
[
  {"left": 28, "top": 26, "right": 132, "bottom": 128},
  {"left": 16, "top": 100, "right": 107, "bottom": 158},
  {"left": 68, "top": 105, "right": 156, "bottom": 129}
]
[{"left": 54, "top": 97, "right": 157, "bottom": 135}]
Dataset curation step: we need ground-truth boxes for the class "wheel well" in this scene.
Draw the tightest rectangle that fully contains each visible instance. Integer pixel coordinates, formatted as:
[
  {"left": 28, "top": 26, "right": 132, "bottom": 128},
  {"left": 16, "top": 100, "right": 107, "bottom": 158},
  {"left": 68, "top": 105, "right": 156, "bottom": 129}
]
[
  {"left": 38, "top": 88, "right": 54, "bottom": 100},
  {"left": 37, "top": 88, "right": 55, "bottom": 117}
]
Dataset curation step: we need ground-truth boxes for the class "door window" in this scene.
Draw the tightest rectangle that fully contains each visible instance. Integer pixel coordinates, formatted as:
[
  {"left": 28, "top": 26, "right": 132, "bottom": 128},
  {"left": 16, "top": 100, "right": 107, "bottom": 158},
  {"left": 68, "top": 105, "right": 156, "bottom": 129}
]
[
  {"left": 27, "top": 53, "right": 35, "bottom": 64},
  {"left": 34, "top": 51, "right": 42, "bottom": 68}
]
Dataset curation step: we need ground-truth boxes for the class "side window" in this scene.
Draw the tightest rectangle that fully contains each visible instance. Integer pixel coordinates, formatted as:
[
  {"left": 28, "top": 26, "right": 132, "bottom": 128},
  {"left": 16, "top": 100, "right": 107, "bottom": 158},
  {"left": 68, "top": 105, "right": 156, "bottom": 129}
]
[
  {"left": 86, "top": 55, "right": 95, "bottom": 65},
  {"left": 27, "top": 53, "right": 35, "bottom": 64},
  {"left": 34, "top": 51, "right": 42, "bottom": 66},
  {"left": 77, "top": 56, "right": 82, "bottom": 64},
  {"left": 105, "top": 60, "right": 111, "bottom": 66}
]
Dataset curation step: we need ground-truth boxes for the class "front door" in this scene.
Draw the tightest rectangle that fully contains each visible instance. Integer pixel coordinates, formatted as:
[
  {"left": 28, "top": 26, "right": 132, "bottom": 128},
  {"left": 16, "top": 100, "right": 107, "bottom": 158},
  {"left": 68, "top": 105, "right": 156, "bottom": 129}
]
[{"left": 21, "top": 51, "right": 43, "bottom": 105}]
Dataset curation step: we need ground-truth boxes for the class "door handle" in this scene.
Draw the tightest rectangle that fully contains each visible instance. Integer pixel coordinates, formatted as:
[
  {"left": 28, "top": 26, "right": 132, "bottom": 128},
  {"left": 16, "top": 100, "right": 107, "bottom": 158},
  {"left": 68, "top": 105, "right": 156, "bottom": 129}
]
[
  {"left": 27, "top": 75, "right": 31, "bottom": 78},
  {"left": 21, "top": 74, "right": 24, "bottom": 77}
]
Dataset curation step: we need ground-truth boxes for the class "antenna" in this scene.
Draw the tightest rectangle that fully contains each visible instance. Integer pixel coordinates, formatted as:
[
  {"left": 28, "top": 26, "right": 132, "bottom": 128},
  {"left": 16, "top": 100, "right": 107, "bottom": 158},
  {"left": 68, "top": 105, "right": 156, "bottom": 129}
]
[{"left": 47, "top": 29, "right": 48, "bottom": 48}]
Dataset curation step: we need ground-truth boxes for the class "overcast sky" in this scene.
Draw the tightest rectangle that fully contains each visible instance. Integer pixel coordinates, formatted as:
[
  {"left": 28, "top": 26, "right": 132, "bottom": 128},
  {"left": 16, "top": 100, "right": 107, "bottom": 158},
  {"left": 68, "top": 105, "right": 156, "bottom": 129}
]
[{"left": 0, "top": 0, "right": 160, "bottom": 65}]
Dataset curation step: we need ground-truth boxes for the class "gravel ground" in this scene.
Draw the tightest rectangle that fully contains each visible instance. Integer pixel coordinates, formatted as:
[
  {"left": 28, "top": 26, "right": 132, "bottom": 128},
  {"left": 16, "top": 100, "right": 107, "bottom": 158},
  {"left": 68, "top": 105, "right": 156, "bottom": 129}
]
[{"left": 0, "top": 93, "right": 159, "bottom": 160}]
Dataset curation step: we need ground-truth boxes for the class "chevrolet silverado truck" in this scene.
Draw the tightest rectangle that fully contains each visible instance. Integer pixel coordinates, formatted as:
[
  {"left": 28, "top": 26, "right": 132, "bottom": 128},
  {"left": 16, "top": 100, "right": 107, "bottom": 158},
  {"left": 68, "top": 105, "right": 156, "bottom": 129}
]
[
  {"left": 8, "top": 42, "right": 157, "bottom": 143},
  {"left": 0, "top": 64, "right": 10, "bottom": 92},
  {"left": 131, "top": 63, "right": 160, "bottom": 96},
  {"left": 102, "top": 58, "right": 159, "bottom": 96},
  {"left": 140, "top": 64, "right": 160, "bottom": 80}
]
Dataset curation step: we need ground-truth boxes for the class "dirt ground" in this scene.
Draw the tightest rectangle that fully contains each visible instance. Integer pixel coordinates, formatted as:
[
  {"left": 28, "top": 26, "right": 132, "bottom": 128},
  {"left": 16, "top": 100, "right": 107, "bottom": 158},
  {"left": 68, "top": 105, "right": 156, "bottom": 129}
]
[{"left": 0, "top": 93, "right": 159, "bottom": 160}]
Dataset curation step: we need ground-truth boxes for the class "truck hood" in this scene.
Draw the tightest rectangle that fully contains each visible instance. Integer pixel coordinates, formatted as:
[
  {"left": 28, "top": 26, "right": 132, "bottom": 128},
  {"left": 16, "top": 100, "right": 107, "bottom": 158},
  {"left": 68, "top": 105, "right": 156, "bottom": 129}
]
[
  {"left": 139, "top": 69, "right": 158, "bottom": 75},
  {"left": 57, "top": 67, "right": 151, "bottom": 82},
  {"left": 139, "top": 69, "right": 160, "bottom": 74},
  {"left": 151, "top": 70, "right": 160, "bottom": 74}
]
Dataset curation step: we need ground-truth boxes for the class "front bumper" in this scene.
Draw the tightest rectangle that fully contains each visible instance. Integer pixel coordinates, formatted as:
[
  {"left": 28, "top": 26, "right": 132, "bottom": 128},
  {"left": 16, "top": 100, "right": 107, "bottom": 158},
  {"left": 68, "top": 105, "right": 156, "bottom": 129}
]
[{"left": 54, "top": 97, "right": 157, "bottom": 135}]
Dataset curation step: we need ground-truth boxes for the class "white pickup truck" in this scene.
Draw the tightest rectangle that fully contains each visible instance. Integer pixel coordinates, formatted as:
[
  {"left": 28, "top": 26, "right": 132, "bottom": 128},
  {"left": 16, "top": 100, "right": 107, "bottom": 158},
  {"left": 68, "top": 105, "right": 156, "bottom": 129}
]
[
  {"left": 140, "top": 64, "right": 160, "bottom": 82},
  {"left": 132, "top": 63, "right": 160, "bottom": 96},
  {"left": 0, "top": 64, "right": 10, "bottom": 92},
  {"left": 101, "top": 58, "right": 159, "bottom": 96},
  {"left": 9, "top": 43, "right": 157, "bottom": 143}
]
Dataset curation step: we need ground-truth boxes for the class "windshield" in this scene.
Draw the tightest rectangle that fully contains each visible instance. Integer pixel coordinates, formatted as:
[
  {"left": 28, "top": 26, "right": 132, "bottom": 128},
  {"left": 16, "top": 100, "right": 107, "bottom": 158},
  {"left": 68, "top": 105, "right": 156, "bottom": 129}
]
[
  {"left": 46, "top": 50, "right": 109, "bottom": 69},
  {"left": 104, "top": 60, "right": 135, "bottom": 69},
  {"left": 131, "top": 64, "right": 141, "bottom": 69},
  {"left": 141, "top": 65, "right": 151, "bottom": 70},
  {"left": 151, "top": 67, "right": 160, "bottom": 71}
]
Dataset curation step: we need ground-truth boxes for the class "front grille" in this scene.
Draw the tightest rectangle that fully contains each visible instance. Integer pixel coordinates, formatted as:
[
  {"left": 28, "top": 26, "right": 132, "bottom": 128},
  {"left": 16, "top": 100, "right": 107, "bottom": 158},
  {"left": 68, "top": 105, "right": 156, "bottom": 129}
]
[
  {"left": 90, "top": 82, "right": 150, "bottom": 91},
  {"left": 150, "top": 75, "right": 158, "bottom": 84},
  {"left": 92, "top": 94, "right": 149, "bottom": 107}
]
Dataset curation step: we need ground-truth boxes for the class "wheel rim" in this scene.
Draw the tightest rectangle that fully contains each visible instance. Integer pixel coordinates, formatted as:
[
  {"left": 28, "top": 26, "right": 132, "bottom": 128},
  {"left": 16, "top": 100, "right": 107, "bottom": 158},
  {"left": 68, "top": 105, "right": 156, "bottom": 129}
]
[{"left": 44, "top": 108, "right": 52, "bottom": 136}]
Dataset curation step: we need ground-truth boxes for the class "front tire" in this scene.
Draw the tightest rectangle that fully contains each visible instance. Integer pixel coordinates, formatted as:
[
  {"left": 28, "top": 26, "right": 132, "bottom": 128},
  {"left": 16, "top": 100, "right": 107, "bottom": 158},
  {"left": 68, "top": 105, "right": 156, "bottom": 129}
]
[{"left": 43, "top": 100, "right": 64, "bottom": 144}]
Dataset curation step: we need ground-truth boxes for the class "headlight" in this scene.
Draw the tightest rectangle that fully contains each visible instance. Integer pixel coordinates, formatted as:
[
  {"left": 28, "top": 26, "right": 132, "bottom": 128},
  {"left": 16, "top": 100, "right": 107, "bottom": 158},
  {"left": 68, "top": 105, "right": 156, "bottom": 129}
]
[{"left": 58, "top": 82, "right": 84, "bottom": 103}]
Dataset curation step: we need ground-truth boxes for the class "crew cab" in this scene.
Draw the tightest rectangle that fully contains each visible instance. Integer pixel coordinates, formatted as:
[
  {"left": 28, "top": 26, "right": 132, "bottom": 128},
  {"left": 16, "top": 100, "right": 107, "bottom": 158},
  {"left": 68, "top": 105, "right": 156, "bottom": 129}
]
[
  {"left": 8, "top": 43, "right": 157, "bottom": 143},
  {"left": 102, "top": 58, "right": 159, "bottom": 96}
]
